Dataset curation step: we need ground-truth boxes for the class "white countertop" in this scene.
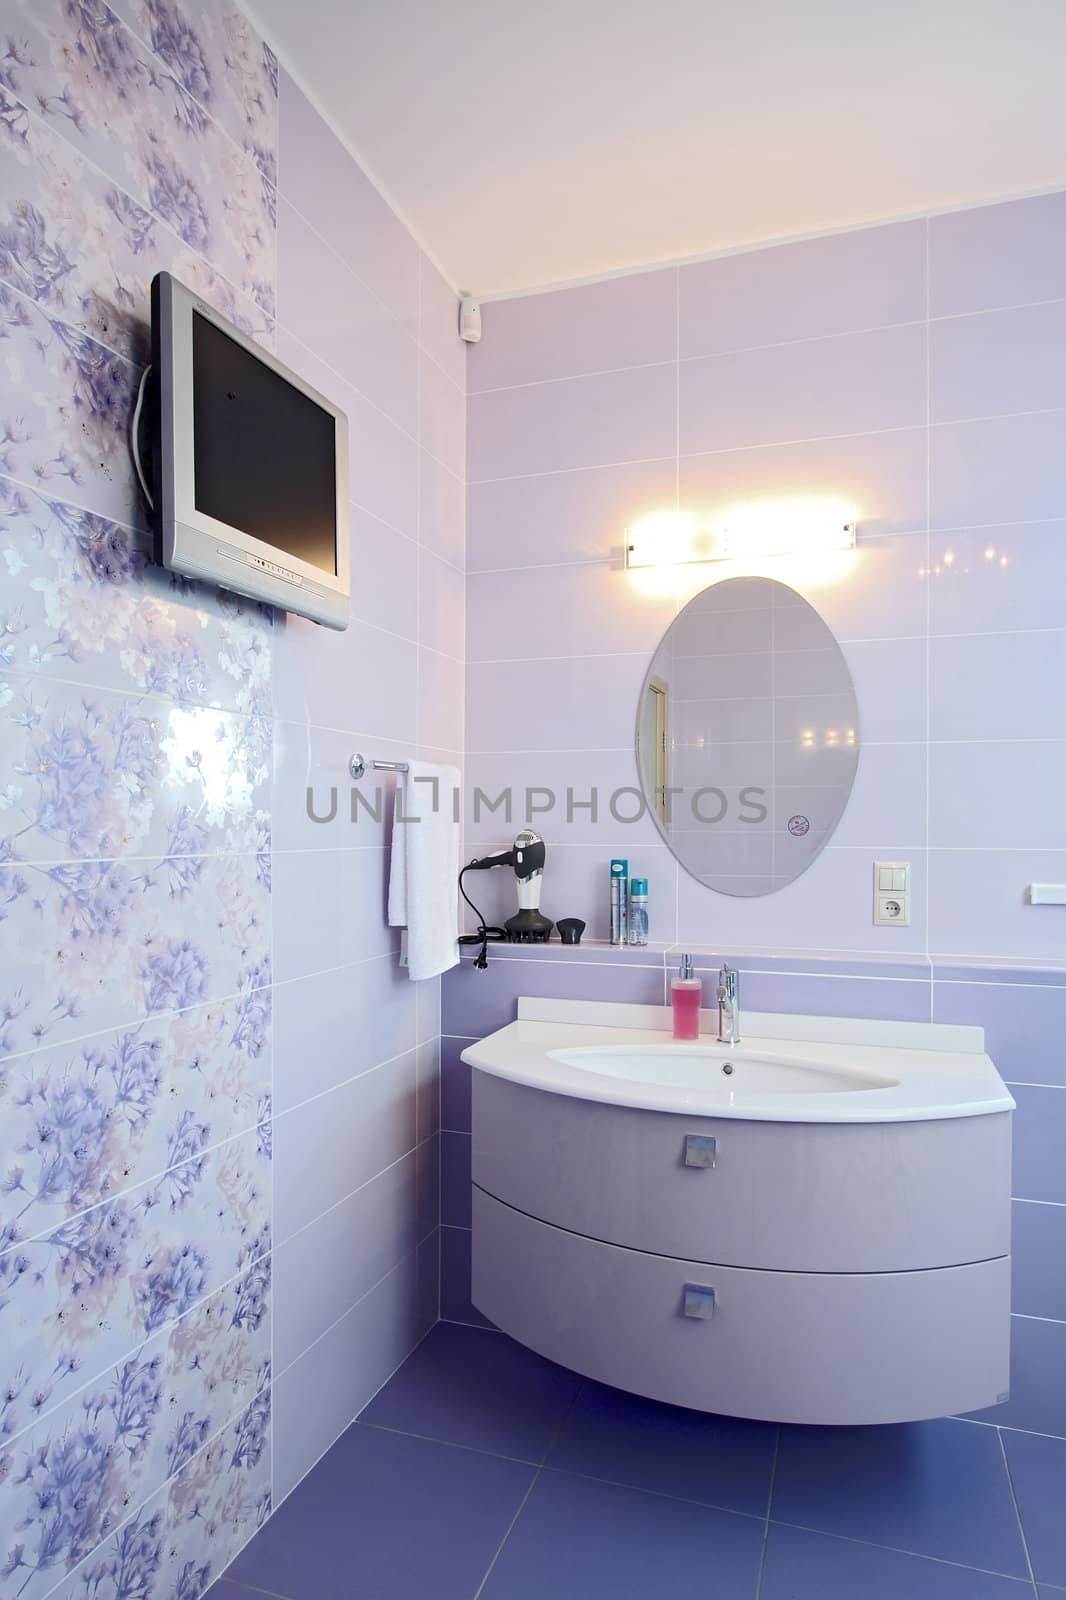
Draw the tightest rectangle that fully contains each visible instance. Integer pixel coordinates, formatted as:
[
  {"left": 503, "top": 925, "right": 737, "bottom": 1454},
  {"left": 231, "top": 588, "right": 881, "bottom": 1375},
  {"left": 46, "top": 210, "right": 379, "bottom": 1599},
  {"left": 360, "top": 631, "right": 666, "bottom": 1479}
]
[{"left": 461, "top": 1000, "right": 1015, "bottom": 1123}]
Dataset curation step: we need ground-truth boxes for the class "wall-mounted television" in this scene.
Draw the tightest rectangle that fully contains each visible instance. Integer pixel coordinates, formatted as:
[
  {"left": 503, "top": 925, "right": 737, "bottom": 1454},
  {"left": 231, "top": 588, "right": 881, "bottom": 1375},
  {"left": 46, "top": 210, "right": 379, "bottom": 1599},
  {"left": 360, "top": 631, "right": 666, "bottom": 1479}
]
[{"left": 149, "top": 272, "right": 350, "bottom": 629}]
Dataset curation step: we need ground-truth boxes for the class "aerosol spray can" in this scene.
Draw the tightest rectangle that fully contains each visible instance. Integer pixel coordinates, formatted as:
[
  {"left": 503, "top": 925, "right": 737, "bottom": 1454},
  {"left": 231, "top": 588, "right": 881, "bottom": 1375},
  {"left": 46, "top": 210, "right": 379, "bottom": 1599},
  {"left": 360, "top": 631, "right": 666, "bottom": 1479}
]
[{"left": 610, "top": 858, "right": 628, "bottom": 945}]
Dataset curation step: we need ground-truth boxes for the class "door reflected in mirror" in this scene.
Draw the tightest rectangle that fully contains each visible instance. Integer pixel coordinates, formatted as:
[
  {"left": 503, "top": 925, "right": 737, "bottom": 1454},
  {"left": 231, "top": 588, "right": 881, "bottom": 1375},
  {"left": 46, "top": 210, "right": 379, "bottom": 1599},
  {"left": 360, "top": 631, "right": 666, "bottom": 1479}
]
[{"left": 636, "top": 575, "right": 860, "bottom": 897}]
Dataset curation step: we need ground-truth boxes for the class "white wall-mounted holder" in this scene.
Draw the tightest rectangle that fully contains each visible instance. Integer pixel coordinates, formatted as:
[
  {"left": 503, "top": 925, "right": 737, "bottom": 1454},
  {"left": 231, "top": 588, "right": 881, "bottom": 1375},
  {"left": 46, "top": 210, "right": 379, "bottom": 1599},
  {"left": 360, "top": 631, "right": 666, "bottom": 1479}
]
[{"left": 1030, "top": 884, "right": 1066, "bottom": 906}]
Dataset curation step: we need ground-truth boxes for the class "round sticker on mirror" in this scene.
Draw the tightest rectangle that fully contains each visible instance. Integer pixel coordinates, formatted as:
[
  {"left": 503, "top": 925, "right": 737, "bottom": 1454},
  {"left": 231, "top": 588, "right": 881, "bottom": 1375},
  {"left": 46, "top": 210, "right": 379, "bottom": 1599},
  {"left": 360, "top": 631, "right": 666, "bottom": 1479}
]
[{"left": 788, "top": 815, "right": 811, "bottom": 837}]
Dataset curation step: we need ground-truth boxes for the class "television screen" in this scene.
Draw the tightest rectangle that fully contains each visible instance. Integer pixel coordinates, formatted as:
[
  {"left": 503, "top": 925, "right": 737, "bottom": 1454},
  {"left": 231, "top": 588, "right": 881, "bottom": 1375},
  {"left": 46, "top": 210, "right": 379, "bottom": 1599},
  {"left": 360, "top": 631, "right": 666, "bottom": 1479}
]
[
  {"left": 149, "top": 272, "right": 350, "bottom": 630},
  {"left": 192, "top": 313, "right": 338, "bottom": 576}
]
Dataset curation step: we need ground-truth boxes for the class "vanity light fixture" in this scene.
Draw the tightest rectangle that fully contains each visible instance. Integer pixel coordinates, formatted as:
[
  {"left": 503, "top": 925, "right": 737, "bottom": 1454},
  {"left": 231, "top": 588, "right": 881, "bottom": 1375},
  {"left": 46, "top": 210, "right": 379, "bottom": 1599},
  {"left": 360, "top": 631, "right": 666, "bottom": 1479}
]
[{"left": 624, "top": 504, "right": 857, "bottom": 569}]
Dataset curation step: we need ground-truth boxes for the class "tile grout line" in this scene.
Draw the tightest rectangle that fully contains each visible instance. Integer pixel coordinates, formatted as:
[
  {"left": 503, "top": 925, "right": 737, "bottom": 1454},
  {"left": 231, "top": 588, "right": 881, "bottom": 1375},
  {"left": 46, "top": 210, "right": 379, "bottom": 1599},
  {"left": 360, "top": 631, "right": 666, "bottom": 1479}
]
[
  {"left": 753, "top": 1425, "right": 781, "bottom": 1599},
  {"left": 997, "top": 1427, "right": 1041, "bottom": 1598}
]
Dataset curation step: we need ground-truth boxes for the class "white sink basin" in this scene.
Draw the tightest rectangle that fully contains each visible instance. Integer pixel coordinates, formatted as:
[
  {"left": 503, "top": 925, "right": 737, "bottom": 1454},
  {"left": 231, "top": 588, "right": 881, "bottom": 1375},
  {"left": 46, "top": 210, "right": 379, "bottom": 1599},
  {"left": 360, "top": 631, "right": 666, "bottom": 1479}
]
[
  {"left": 549, "top": 1044, "right": 898, "bottom": 1096},
  {"left": 463, "top": 998, "right": 1015, "bottom": 1123}
]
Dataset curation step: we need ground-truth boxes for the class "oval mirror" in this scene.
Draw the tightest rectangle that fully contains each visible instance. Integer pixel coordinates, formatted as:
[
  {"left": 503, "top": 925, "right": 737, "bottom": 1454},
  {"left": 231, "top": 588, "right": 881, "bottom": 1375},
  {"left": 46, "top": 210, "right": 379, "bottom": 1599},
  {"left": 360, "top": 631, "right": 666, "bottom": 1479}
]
[{"left": 636, "top": 575, "right": 860, "bottom": 896}]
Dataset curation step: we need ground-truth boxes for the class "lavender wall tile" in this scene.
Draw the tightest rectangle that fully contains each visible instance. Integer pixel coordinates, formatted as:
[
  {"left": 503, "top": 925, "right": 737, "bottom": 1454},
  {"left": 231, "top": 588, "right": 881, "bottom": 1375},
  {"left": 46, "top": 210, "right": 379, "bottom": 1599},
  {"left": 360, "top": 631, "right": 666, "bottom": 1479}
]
[
  {"left": 419, "top": 549, "right": 466, "bottom": 660},
  {"left": 1011, "top": 1085, "right": 1066, "bottom": 1204},
  {"left": 931, "top": 300, "right": 1066, "bottom": 424},
  {"left": 348, "top": 507, "right": 420, "bottom": 638},
  {"left": 931, "top": 524, "right": 1066, "bottom": 635},
  {"left": 469, "top": 362, "right": 676, "bottom": 480},
  {"left": 932, "top": 980, "right": 1066, "bottom": 1087},
  {"left": 930, "top": 632, "right": 1066, "bottom": 741},
  {"left": 929, "top": 192, "right": 1066, "bottom": 317},
  {"left": 786, "top": 531, "right": 929, "bottom": 643},
  {"left": 441, "top": 1035, "right": 475, "bottom": 1132},
  {"left": 440, "top": 1224, "right": 492, "bottom": 1327},
  {"left": 420, "top": 448, "right": 466, "bottom": 569},
  {"left": 273, "top": 1047, "right": 417, "bottom": 1243},
  {"left": 463, "top": 748, "right": 662, "bottom": 849},
  {"left": 273, "top": 1151, "right": 419, "bottom": 1373},
  {"left": 277, "top": 198, "right": 418, "bottom": 435},
  {"left": 416, "top": 1037, "right": 441, "bottom": 1143},
  {"left": 441, "top": 952, "right": 665, "bottom": 1037},
  {"left": 929, "top": 853, "right": 1066, "bottom": 963},
  {"left": 467, "top": 653, "right": 649, "bottom": 752},
  {"left": 272, "top": 954, "right": 416, "bottom": 1111},
  {"left": 831, "top": 743, "right": 927, "bottom": 848},
  {"left": 679, "top": 220, "right": 926, "bottom": 357},
  {"left": 928, "top": 518, "right": 1062, "bottom": 636},
  {"left": 471, "top": 269, "right": 677, "bottom": 391},
  {"left": 271, "top": 1249, "right": 432, "bottom": 1505},
  {"left": 441, "top": 1130, "right": 472, "bottom": 1228},
  {"left": 1012, "top": 1202, "right": 1066, "bottom": 1322},
  {"left": 842, "top": 637, "right": 927, "bottom": 743},
  {"left": 930, "top": 741, "right": 1066, "bottom": 849},
  {"left": 278, "top": 69, "right": 419, "bottom": 334},
  {"left": 416, "top": 1131, "right": 440, "bottom": 1243},
  {"left": 680, "top": 323, "right": 926, "bottom": 455},
  {"left": 273, "top": 611, "right": 419, "bottom": 737},
  {"left": 417, "top": 645, "right": 465, "bottom": 752},
  {"left": 679, "top": 426, "right": 927, "bottom": 539},
  {"left": 273, "top": 720, "right": 407, "bottom": 852},
  {"left": 678, "top": 844, "right": 928, "bottom": 955},
  {"left": 466, "top": 561, "right": 677, "bottom": 661},
  {"left": 466, "top": 456, "right": 677, "bottom": 571},
  {"left": 931, "top": 410, "right": 1066, "bottom": 527},
  {"left": 420, "top": 255, "right": 465, "bottom": 391},
  {"left": 272, "top": 846, "right": 395, "bottom": 982},
  {"left": 420, "top": 352, "right": 466, "bottom": 480},
  {"left": 738, "top": 970, "right": 931, "bottom": 1022}
]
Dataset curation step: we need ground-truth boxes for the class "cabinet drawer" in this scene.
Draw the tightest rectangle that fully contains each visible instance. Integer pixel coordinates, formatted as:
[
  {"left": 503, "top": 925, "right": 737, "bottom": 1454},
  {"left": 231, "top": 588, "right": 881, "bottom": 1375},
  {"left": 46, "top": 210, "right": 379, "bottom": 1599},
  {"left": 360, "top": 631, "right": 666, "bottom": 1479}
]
[
  {"left": 472, "top": 1187, "right": 1011, "bottom": 1426},
  {"left": 472, "top": 1071, "right": 1010, "bottom": 1272}
]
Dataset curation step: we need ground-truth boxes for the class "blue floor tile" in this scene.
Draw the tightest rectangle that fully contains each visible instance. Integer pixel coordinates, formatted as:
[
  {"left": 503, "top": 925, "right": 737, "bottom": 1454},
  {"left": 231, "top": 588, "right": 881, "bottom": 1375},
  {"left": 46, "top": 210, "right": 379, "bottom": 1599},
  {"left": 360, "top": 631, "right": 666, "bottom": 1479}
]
[
  {"left": 968, "top": 1317, "right": 1066, "bottom": 1436},
  {"left": 479, "top": 1469, "right": 764, "bottom": 1600},
  {"left": 761, "top": 1523, "right": 1033, "bottom": 1599},
  {"left": 546, "top": 1378, "right": 778, "bottom": 1517},
  {"left": 359, "top": 1321, "right": 582, "bottom": 1461},
  {"left": 772, "top": 1418, "right": 1028, "bottom": 1577},
  {"left": 227, "top": 1423, "right": 533, "bottom": 1600},
  {"left": 1004, "top": 1428, "right": 1066, "bottom": 1587}
]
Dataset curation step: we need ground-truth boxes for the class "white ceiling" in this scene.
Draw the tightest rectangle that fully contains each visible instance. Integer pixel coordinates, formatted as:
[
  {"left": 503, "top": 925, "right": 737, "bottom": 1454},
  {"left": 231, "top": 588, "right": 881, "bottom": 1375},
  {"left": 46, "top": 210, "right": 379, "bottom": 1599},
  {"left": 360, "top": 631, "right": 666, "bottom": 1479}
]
[{"left": 252, "top": 0, "right": 1066, "bottom": 297}]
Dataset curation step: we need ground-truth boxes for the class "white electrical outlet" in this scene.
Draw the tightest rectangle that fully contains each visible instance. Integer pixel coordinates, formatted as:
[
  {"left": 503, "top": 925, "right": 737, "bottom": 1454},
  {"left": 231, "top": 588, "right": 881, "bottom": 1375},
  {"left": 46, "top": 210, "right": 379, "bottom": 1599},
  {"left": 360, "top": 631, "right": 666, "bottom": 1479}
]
[{"left": 874, "top": 861, "right": 911, "bottom": 926}]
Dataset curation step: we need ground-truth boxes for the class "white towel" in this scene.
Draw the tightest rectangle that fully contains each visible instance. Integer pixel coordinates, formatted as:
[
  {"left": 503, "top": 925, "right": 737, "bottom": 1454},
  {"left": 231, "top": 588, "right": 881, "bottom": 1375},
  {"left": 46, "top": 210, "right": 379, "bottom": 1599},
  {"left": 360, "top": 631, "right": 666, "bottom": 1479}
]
[{"left": 387, "top": 761, "right": 460, "bottom": 981}]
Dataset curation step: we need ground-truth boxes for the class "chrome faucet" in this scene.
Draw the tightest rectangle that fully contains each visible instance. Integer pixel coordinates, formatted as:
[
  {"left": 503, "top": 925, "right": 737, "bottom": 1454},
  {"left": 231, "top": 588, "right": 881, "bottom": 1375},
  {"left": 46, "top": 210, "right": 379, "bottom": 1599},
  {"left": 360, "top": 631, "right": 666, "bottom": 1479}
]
[{"left": 717, "top": 963, "right": 740, "bottom": 1045}]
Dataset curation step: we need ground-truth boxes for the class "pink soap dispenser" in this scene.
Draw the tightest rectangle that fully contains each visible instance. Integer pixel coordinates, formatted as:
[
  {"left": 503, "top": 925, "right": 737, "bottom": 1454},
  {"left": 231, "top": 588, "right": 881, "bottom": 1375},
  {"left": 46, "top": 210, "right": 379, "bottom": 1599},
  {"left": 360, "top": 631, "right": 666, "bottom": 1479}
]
[{"left": 671, "top": 953, "right": 703, "bottom": 1040}]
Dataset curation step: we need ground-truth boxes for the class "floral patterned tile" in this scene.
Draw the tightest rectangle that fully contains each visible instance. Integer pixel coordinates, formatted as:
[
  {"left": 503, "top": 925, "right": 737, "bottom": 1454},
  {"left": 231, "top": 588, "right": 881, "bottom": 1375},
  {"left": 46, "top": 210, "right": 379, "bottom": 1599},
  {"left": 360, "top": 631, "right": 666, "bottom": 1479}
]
[
  {"left": 0, "top": 1120, "right": 271, "bottom": 1441},
  {"left": 0, "top": 1254, "right": 270, "bottom": 1598},
  {"left": 0, "top": 480, "right": 274, "bottom": 717},
  {"left": 0, "top": 82, "right": 274, "bottom": 361},
  {"left": 0, "top": 847, "right": 270, "bottom": 1056},
  {"left": 47, "top": 1385, "right": 271, "bottom": 1600},
  {"left": 0, "top": 671, "right": 271, "bottom": 864},
  {"left": 1, "top": 0, "right": 276, "bottom": 319},
  {"left": 118, "top": 0, "right": 279, "bottom": 190},
  {"left": 0, "top": 982, "right": 271, "bottom": 1240},
  {"left": 0, "top": 282, "right": 140, "bottom": 529}
]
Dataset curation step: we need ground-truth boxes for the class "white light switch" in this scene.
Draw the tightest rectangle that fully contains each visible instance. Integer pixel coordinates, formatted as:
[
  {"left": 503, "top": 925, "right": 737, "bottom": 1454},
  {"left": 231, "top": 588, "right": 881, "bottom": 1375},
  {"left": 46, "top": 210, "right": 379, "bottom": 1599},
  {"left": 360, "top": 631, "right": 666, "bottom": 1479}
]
[{"left": 874, "top": 861, "right": 911, "bottom": 926}]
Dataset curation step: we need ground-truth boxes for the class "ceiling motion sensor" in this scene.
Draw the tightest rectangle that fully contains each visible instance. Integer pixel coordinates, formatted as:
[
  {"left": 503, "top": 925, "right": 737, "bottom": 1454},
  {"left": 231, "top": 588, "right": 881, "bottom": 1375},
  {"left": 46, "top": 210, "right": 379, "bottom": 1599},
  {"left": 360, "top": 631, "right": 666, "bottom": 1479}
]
[{"left": 459, "top": 294, "right": 482, "bottom": 342}]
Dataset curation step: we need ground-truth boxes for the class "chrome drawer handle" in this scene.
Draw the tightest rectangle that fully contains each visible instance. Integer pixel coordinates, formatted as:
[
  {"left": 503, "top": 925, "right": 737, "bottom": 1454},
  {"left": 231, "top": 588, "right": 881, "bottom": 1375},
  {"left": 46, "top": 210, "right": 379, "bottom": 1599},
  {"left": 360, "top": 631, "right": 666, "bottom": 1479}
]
[
  {"left": 683, "top": 1134, "right": 717, "bottom": 1169},
  {"left": 682, "top": 1284, "right": 717, "bottom": 1320}
]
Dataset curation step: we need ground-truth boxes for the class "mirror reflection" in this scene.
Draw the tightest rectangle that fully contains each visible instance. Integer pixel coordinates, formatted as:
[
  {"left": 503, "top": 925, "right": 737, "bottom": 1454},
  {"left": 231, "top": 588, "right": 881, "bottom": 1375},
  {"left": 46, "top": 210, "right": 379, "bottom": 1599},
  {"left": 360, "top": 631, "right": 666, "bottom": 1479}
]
[{"left": 637, "top": 575, "right": 860, "bottom": 897}]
